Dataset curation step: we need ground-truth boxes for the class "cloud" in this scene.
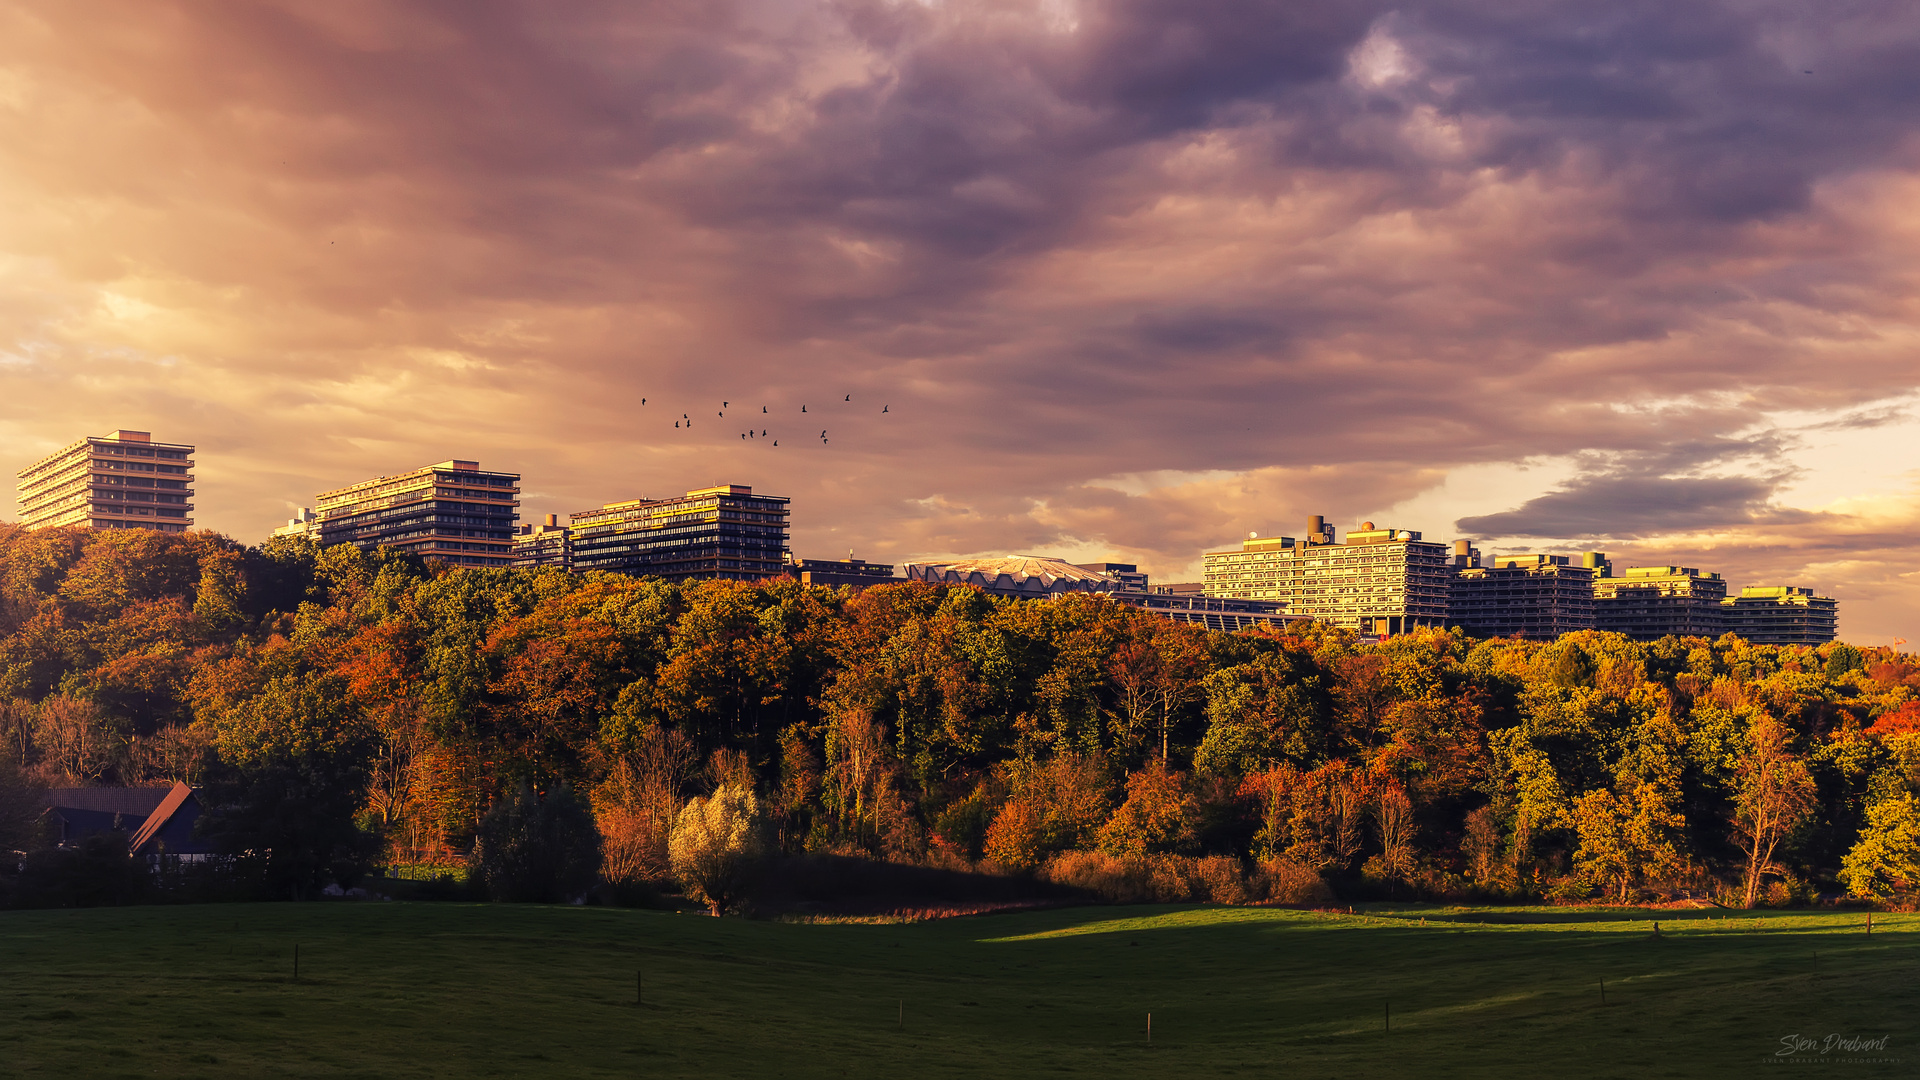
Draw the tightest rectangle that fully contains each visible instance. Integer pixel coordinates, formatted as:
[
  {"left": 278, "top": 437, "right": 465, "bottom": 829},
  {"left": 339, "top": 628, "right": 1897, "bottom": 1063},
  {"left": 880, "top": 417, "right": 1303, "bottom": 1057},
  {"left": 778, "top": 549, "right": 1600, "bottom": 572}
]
[{"left": 2, "top": 1, "right": 1920, "bottom": 638}]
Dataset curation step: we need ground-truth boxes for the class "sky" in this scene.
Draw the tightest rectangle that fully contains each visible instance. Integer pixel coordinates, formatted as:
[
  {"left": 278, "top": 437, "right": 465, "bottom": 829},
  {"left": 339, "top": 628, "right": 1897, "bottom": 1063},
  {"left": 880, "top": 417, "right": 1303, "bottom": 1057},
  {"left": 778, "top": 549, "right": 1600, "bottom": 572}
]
[{"left": 2, "top": 0, "right": 1918, "bottom": 642}]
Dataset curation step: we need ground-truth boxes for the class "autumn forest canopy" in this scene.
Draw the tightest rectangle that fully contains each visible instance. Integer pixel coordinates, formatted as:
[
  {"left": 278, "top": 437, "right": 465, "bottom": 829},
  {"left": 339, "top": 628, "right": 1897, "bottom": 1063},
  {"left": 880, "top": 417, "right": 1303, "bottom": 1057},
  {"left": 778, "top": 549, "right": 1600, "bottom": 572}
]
[{"left": 3, "top": 525, "right": 1920, "bottom": 910}]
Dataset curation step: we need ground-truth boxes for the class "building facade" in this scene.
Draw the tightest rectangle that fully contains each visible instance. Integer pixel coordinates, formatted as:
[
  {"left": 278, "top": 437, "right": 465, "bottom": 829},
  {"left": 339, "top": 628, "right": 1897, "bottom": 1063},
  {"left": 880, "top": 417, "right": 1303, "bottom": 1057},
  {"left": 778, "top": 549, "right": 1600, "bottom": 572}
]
[
  {"left": 1591, "top": 565, "right": 1728, "bottom": 640},
  {"left": 1114, "top": 591, "right": 1300, "bottom": 633},
  {"left": 512, "top": 514, "right": 573, "bottom": 569},
  {"left": 315, "top": 460, "right": 520, "bottom": 568},
  {"left": 569, "top": 485, "right": 790, "bottom": 581},
  {"left": 1720, "top": 586, "right": 1838, "bottom": 645},
  {"left": 903, "top": 555, "right": 1295, "bottom": 629},
  {"left": 17, "top": 430, "right": 195, "bottom": 533},
  {"left": 1074, "top": 562, "right": 1150, "bottom": 592},
  {"left": 1204, "top": 516, "right": 1451, "bottom": 635},
  {"left": 791, "top": 556, "right": 896, "bottom": 589},
  {"left": 272, "top": 507, "right": 318, "bottom": 540},
  {"left": 1449, "top": 552, "right": 1598, "bottom": 640}
]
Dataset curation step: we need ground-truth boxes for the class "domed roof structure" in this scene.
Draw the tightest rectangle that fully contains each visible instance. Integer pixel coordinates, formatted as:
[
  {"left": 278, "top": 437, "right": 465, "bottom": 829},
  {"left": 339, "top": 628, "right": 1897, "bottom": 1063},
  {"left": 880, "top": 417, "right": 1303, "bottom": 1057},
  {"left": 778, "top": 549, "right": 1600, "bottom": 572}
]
[{"left": 904, "top": 556, "right": 1120, "bottom": 596}]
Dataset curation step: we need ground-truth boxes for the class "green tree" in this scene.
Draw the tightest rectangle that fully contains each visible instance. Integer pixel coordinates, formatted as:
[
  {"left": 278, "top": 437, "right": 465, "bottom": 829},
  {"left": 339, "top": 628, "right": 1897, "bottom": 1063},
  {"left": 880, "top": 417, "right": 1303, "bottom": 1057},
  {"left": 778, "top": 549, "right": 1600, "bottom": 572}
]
[
  {"left": 668, "top": 781, "right": 764, "bottom": 915},
  {"left": 468, "top": 781, "right": 602, "bottom": 903},
  {"left": 1839, "top": 769, "right": 1920, "bottom": 903}
]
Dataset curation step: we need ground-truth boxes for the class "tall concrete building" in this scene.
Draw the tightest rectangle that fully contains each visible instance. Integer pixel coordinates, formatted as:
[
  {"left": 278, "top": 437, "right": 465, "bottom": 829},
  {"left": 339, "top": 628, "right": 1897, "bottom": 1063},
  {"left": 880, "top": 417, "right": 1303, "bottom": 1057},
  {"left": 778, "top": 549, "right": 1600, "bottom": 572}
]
[
  {"left": 17, "top": 430, "right": 195, "bottom": 533},
  {"left": 315, "top": 460, "right": 520, "bottom": 568},
  {"left": 1204, "top": 516, "right": 1452, "bottom": 635},
  {"left": 512, "top": 514, "right": 573, "bottom": 570},
  {"left": 570, "top": 485, "right": 789, "bottom": 581},
  {"left": 1591, "top": 564, "right": 1728, "bottom": 640},
  {"left": 1721, "top": 586, "right": 1838, "bottom": 645},
  {"left": 1448, "top": 551, "right": 1599, "bottom": 640}
]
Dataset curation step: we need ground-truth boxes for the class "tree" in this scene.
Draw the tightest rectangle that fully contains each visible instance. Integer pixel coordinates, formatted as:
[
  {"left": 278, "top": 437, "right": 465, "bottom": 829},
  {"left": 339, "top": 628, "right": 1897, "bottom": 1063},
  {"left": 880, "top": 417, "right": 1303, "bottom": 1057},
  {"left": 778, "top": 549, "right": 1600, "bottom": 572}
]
[
  {"left": 1839, "top": 769, "right": 1920, "bottom": 903},
  {"left": 0, "top": 749, "right": 47, "bottom": 853},
  {"left": 1366, "top": 784, "right": 1417, "bottom": 887},
  {"left": 1570, "top": 777, "right": 1685, "bottom": 902},
  {"left": 196, "top": 750, "right": 383, "bottom": 900},
  {"left": 1097, "top": 760, "right": 1198, "bottom": 856},
  {"left": 1731, "top": 715, "right": 1817, "bottom": 908},
  {"left": 982, "top": 751, "right": 1112, "bottom": 868},
  {"left": 468, "top": 781, "right": 602, "bottom": 903},
  {"left": 669, "top": 781, "right": 764, "bottom": 915}
]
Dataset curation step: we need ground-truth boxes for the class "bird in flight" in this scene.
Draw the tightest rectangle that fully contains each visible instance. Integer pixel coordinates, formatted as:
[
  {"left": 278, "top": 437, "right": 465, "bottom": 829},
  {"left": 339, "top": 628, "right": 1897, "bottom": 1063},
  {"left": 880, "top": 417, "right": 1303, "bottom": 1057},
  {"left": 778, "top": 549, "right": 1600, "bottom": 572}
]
[{"left": 882, "top": 405, "right": 888, "bottom": 413}]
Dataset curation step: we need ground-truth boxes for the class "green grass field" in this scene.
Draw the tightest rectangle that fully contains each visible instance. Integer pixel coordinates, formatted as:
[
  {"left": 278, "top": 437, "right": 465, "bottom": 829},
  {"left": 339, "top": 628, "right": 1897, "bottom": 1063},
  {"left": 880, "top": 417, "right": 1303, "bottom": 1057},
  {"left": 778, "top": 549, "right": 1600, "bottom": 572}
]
[{"left": 2, "top": 902, "right": 1914, "bottom": 1078}]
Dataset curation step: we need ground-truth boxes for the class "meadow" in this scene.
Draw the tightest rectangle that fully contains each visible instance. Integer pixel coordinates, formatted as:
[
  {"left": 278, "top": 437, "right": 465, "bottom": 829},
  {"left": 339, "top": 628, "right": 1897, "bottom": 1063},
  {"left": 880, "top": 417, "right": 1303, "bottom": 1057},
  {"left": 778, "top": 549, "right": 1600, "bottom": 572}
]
[{"left": 2, "top": 902, "right": 1914, "bottom": 1078}]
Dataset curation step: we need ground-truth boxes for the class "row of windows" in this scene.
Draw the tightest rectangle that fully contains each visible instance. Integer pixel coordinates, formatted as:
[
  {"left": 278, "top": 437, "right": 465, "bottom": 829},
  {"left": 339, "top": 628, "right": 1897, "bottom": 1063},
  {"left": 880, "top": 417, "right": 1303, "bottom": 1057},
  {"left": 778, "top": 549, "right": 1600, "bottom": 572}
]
[
  {"left": 92, "top": 519, "right": 189, "bottom": 532},
  {"left": 93, "top": 460, "right": 189, "bottom": 475},
  {"left": 94, "top": 476, "right": 191, "bottom": 489},
  {"left": 89, "top": 505, "right": 189, "bottom": 518},
  {"left": 92, "top": 491, "right": 191, "bottom": 504},
  {"left": 92, "top": 443, "right": 190, "bottom": 460}
]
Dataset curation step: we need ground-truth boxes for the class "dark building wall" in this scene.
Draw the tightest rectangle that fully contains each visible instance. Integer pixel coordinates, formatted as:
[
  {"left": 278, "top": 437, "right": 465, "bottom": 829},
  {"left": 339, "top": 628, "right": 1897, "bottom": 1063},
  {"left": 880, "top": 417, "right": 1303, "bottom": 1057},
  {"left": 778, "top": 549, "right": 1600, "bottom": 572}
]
[{"left": 1449, "top": 564, "right": 1596, "bottom": 640}]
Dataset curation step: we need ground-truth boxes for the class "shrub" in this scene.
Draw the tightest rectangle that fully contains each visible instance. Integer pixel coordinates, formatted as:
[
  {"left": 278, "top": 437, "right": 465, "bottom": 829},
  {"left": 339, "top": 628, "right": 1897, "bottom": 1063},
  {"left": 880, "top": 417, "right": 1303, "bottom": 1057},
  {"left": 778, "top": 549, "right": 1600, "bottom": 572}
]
[
  {"left": 668, "top": 781, "right": 764, "bottom": 915},
  {"left": 1251, "top": 857, "right": 1335, "bottom": 906},
  {"left": 469, "top": 782, "right": 602, "bottom": 903},
  {"left": 11, "top": 833, "right": 147, "bottom": 909},
  {"left": 1039, "top": 851, "right": 1260, "bottom": 905}
]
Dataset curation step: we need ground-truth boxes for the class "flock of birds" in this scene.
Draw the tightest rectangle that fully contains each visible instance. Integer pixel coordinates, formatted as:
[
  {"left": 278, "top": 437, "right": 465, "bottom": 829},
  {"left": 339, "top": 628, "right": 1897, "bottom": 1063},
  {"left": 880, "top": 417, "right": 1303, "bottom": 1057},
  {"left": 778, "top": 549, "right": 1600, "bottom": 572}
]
[{"left": 644, "top": 393, "right": 888, "bottom": 447}]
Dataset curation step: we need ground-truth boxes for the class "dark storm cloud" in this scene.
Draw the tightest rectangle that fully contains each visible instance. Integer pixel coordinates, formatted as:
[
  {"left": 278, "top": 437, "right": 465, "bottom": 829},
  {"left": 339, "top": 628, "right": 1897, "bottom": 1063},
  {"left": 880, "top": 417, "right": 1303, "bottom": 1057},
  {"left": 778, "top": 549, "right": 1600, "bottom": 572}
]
[
  {"left": 1456, "top": 473, "right": 1811, "bottom": 539},
  {"left": 1456, "top": 434, "right": 1819, "bottom": 538}
]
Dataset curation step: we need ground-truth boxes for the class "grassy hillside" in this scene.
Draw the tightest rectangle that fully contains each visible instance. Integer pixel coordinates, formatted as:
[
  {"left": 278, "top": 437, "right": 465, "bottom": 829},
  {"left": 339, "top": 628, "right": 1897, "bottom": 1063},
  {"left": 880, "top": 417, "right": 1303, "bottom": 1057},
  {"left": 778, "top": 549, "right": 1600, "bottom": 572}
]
[{"left": 2, "top": 902, "right": 1914, "bottom": 1078}]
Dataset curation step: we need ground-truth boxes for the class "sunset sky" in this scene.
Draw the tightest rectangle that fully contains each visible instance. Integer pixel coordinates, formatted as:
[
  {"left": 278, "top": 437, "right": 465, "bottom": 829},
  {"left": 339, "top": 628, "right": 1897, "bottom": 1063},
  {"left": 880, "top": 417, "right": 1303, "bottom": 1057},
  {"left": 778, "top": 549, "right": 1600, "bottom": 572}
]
[{"left": 3, "top": 1, "right": 1918, "bottom": 641}]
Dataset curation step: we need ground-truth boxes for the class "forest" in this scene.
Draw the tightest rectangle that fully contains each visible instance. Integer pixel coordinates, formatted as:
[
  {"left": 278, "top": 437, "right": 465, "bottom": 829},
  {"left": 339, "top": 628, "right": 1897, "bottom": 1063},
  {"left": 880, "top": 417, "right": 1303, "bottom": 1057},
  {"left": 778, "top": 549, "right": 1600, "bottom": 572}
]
[{"left": 1, "top": 525, "right": 1917, "bottom": 911}]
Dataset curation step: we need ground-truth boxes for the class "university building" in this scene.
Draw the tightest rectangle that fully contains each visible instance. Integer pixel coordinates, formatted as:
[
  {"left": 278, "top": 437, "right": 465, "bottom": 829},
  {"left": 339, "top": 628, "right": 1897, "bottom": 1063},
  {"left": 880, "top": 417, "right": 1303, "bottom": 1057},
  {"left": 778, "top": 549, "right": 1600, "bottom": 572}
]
[
  {"left": 1204, "top": 516, "right": 1452, "bottom": 635},
  {"left": 1721, "top": 586, "right": 1839, "bottom": 645},
  {"left": 905, "top": 555, "right": 1297, "bottom": 631},
  {"left": 568, "top": 485, "right": 790, "bottom": 581},
  {"left": 1448, "top": 549, "right": 1602, "bottom": 640},
  {"left": 314, "top": 460, "right": 521, "bottom": 568},
  {"left": 16, "top": 430, "right": 195, "bottom": 533},
  {"left": 512, "top": 514, "right": 573, "bottom": 570},
  {"left": 273, "top": 507, "right": 318, "bottom": 540},
  {"left": 1591, "top": 565, "right": 1728, "bottom": 640},
  {"left": 790, "top": 556, "right": 896, "bottom": 589}
]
